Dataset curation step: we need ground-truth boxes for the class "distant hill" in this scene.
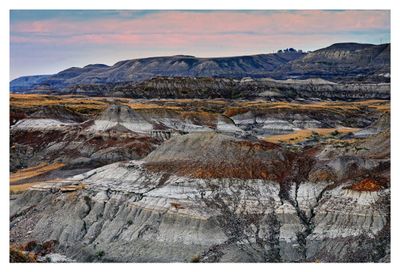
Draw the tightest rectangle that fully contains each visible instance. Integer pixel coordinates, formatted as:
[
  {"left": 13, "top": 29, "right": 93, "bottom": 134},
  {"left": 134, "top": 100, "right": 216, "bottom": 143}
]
[
  {"left": 10, "top": 42, "right": 390, "bottom": 93},
  {"left": 277, "top": 43, "right": 390, "bottom": 80},
  {"left": 10, "top": 75, "right": 50, "bottom": 92}
]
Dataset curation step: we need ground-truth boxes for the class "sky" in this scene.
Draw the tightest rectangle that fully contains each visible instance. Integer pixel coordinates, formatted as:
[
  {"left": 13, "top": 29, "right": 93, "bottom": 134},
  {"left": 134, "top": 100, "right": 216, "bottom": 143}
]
[{"left": 10, "top": 10, "right": 390, "bottom": 80}]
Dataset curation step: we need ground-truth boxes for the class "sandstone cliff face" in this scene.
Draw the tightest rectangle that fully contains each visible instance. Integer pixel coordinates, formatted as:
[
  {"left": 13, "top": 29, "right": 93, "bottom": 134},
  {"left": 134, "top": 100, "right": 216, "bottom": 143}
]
[{"left": 10, "top": 130, "right": 390, "bottom": 262}]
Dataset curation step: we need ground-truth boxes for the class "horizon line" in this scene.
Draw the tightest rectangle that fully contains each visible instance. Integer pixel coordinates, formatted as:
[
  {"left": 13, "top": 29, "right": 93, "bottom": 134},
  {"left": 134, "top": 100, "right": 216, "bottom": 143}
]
[{"left": 10, "top": 41, "right": 390, "bottom": 80}]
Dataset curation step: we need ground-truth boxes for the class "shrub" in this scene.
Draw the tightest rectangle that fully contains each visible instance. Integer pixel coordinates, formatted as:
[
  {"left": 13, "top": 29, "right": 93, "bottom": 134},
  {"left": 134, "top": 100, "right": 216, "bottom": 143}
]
[
  {"left": 95, "top": 250, "right": 105, "bottom": 259},
  {"left": 10, "top": 246, "right": 37, "bottom": 263},
  {"left": 191, "top": 255, "right": 201, "bottom": 263},
  {"left": 309, "top": 135, "right": 320, "bottom": 142},
  {"left": 170, "top": 202, "right": 184, "bottom": 210},
  {"left": 311, "top": 131, "right": 320, "bottom": 136},
  {"left": 331, "top": 130, "right": 340, "bottom": 136}
]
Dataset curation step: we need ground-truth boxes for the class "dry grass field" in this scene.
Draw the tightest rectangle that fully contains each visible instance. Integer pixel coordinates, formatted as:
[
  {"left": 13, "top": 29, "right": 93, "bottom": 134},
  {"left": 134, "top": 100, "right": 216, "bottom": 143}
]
[
  {"left": 10, "top": 162, "right": 65, "bottom": 183},
  {"left": 224, "top": 100, "right": 390, "bottom": 117},
  {"left": 126, "top": 102, "right": 182, "bottom": 110},
  {"left": 11, "top": 94, "right": 389, "bottom": 117},
  {"left": 10, "top": 182, "right": 44, "bottom": 194},
  {"left": 10, "top": 94, "right": 108, "bottom": 115},
  {"left": 264, "top": 127, "right": 360, "bottom": 144}
]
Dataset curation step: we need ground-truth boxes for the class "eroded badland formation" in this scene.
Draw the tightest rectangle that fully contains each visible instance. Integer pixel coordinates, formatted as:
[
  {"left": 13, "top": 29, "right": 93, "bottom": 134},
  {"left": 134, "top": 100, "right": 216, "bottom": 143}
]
[{"left": 10, "top": 43, "right": 390, "bottom": 262}]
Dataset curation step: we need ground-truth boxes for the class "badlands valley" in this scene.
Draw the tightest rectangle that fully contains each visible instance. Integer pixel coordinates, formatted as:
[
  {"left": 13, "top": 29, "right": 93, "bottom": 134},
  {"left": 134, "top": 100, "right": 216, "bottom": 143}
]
[{"left": 10, "top": 43, "right": 390, "bottom": 262}]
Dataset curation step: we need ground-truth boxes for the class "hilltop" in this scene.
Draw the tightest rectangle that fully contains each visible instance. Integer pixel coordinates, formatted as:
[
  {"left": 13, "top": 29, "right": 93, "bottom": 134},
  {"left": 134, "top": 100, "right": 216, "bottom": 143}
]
[{"left": 10, "top": 43, "right": 390, "bottom": 94}]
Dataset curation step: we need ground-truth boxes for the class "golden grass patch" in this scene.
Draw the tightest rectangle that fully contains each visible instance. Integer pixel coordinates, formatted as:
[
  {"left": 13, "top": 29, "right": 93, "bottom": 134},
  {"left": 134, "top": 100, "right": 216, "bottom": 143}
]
[
  {"left": 10, "top": 162, "right": 65, "bottom": 183},
  {"left": 231, "top": 100, "right": 389, "bottom": 114},
  {"left": 10, "top": 182, "right": 43, "bottom": 194},
  {"left": 264, "top": 127, "right": 360, "bottom": 144},
  {"left": 10, "top": 94, "right": 108, "bottom": 114},
  {"left": 353, "top": 100, "right": 390, "bottom": 113},
  {"left": 223, "top": 107, "right": 249, "bottom": 117},
  {"left": 10, "top": 179, "right": 85, "bottom": 194},
  {"left": 157, "top": 99, "right": 226, "bottom": 104},
  {"left": 126, "top": 102, "right": 182, "bottom": 110}
]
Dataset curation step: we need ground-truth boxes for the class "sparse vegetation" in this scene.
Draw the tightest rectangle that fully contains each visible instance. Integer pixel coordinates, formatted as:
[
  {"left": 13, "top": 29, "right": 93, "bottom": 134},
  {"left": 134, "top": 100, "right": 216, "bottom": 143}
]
[
  {"left": 195, "top": 179, "right": 282, "bottom": 262},
  {"left": 95, "top": 250, "right": 105, "bottom": 259},
  {"left": 170, "top": 202, "right": 184, "bottom": 210},
  {"left": 10, "top": 240, "right": 59, "bottom": 262},
  {"left": 347, "top": 178, "right": 383, "bottom": 192},
  {"left": 191, "top": 255, "right": 201, "bottom": 263},
  {"left": 331, "top": 130, "right": 340, "bottom": 136},
  {"left": 10, "top": 246, "right": 37, "bottom": 262}
]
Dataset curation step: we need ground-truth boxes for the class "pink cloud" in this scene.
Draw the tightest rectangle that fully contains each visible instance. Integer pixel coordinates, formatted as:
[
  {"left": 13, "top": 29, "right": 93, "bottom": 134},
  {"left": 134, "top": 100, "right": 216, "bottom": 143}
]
[
  {"left": 10, "top": 11, "right": 390, "bottom": 80},
  {"left": 11, "top": 10, "right": 389, "bottom": 35},
  {"left": 10, "top": 10, "right": 390, "bottom": 52}
]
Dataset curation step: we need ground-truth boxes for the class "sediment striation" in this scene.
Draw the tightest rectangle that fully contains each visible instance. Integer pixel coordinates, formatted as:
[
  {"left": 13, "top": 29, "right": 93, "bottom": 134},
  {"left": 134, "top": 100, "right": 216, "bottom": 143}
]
[{"left": 10, "top": 124, "right": 390, "bottom": 262}]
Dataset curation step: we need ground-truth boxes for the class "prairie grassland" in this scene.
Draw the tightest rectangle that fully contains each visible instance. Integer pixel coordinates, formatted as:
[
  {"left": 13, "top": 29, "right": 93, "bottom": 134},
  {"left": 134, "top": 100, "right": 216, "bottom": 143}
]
[
  {"left": 236, "top": 99, "right": 389, "bottom": 108},
  {"left": 10, "top": 94, "right": 108, "bottom": 114},
  {"left": 223, "top": 107, "right": 250, "bottom": 117},
  {"left": 126, "top": 102, "right": 182, "bottom": 110},
  {"left": 264, "top": 127, "right": 360, "bottom": 144},
  {"left": 157, "top": 99, "right": 227, "bottom": 104},
  {"left": 11, "top": 94, "right": 389, "bottom": 115},
  {"left": 10, "top": 162, "right": 65, "bottom": 183}
]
